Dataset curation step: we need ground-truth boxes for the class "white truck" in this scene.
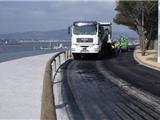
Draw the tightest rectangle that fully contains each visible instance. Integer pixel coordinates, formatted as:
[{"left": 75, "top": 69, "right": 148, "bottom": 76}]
[{"left": 68, "top": 21, "right": 112, "bottom": 59}]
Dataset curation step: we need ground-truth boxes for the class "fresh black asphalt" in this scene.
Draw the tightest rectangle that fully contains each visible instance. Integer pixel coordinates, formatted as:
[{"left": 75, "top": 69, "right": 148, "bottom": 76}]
[
  {"left": 102, "top": 51, "right": 160, "bottom": 97},
  {"left": 59, "top": 51, "right": 160, "bottom": 120}
]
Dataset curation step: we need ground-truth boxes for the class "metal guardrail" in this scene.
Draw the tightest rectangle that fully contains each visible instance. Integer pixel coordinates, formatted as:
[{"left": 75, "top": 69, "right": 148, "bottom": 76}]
[
  {"left": 51, "top": 50, "right": 72, "bottom": 79},
  {"left": 41, "top": 49, "right": 72, "bottom": 120}
]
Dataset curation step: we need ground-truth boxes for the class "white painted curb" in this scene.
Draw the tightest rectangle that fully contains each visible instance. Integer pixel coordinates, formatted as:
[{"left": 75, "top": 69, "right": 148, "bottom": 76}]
[{"left": 133, "top": 48, "right": 160, "bottom": 71}]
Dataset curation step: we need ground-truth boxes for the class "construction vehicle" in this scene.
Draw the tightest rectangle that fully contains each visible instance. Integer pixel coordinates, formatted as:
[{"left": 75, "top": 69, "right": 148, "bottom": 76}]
[{"left": 68, "top": 21, "right": 112, "bottom": 59}]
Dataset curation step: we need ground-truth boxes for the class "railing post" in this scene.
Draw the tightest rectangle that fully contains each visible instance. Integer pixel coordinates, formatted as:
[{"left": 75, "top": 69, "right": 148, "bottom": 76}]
[
  {"left": 58, "top": 55, "right": 61, "bottom": 68},
  {"left": 68, "top": 50, "right": 69, "bottom": 59},
  {"left": 52, "top": 60, "right": 56, "bottom": 81},
  {"left": 69, "top": 49, "right": 72, "bottom": 59},
  {"left": 65, "top": 51, "right": 68, "bottom": 60},
  {"left": 53, "top": 60, "right": 56, "bottom": 72},
  {"left": 68, "top": 50, "right": 70, "bottom": 59},
  {"left": 62, "top": 52, "right": 65, "bottom": 63}
]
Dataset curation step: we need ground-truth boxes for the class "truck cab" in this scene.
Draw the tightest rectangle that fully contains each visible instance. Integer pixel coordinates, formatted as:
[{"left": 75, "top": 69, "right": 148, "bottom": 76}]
[{"left": 69, "top": 21, "right": 112, "bottom": 59}]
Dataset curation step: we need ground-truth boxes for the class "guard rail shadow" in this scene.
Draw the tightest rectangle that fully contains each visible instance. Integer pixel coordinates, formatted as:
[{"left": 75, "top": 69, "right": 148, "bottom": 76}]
[{"left": 41, "top": 49, "right": 72, "bottom": 120}]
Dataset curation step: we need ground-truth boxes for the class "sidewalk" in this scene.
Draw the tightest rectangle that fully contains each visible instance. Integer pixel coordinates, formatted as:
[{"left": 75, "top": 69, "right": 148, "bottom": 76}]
[
  {"left": 134, "top": 47, "right": 160, "bottom": 71},
  {"left": 0, "top": 53, "right": 56, "bottom": 119}
]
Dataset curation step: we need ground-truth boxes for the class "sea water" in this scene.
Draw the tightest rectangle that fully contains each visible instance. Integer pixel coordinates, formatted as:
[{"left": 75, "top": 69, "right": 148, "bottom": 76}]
[{"left": 0, "top": 42, "right": 71, "bottom": 63}]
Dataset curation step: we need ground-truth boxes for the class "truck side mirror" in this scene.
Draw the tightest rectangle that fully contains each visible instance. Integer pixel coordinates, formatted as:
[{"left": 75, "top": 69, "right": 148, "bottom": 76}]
[
  {"left": 68, "top": 26, "right": 71, "bottom": 34},
  {"left": 104, "top": 28, "right": 108, "bottom": 34},
  {"left": 110, "top": 26, "right": 112, "bottom": 38}
]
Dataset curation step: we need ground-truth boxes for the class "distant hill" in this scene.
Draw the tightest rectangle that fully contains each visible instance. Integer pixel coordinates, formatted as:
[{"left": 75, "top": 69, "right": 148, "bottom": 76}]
[
  {"left": 0, "top": 29, "right": 138, "bottom": 41},
  {"left": 0, "top": 29, "right": 70, "bottom": 40}
]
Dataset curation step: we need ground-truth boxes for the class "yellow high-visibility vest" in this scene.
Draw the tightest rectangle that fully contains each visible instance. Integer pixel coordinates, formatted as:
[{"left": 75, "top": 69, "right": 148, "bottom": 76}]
[{"left": 111, "top": 45, "right": 115, "bottom": 49}]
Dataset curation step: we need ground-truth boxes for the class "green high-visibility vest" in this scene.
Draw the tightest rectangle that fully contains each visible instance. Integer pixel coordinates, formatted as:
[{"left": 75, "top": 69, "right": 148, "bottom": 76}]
[{"left": 119, "top": 38, "right": 128, "bottom": 47}]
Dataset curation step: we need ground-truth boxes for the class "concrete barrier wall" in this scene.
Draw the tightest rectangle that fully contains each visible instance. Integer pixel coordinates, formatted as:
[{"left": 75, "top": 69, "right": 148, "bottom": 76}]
[{"left": 40, "top": 50, "right": 71, "bottom": 120}]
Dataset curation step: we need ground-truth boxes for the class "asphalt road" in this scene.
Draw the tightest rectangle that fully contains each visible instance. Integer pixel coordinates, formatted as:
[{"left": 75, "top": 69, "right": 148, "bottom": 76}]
[{"left": 59, "top": 51, "right": 160, "bottom": 120}]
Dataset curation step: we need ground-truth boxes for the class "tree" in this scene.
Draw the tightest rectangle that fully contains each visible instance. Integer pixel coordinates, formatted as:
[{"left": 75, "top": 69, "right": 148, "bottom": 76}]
[{"left": 114, "top": 1, "right": 158, "bottom": 56}]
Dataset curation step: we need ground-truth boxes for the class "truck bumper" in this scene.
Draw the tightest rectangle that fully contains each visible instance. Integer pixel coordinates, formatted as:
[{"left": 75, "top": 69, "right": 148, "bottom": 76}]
[{"left": 71, "top": 45, "right": 100, "bottom": 54}]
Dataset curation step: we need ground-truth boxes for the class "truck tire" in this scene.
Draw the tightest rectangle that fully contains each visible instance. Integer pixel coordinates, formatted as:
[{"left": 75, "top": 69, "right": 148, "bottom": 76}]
[{"left": 73, "top": 54, "right": 80, "bottom": 60}]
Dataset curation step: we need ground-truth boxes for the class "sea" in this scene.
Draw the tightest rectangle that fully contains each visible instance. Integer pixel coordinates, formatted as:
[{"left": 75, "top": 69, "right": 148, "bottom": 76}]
[{"left": 0, "top": 41, "right": 71, "bottom": 63}]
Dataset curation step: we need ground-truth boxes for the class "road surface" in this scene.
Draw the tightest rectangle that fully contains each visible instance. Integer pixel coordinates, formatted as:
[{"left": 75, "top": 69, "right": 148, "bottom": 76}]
[{"left": 57, "top": 51, "right": 160, "bottom": 120}]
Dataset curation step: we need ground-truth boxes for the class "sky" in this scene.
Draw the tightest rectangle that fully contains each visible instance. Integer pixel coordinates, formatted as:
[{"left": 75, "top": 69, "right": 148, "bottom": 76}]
[{"left": 0, "top": 1, "right": 136, "bottom": 34}]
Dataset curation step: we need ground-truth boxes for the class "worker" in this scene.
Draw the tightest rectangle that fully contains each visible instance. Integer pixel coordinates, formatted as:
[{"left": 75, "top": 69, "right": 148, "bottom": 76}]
[
  {"left": 111, "top": 42, "right": 115, "bottom": 49},
  {"left": 111, "top": 41, "right": 120, "bottom": 55},
  {"left": 118, "top": 36, "right": 128, "bottom": 47},
  {"left": 118, "top": 36, "right": 129, "bottom": 52}
]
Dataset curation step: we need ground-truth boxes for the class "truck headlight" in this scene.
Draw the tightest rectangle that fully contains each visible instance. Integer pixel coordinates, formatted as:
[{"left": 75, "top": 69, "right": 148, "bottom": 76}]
[
  {"left": 93, "top": 45, "right": 100, "bottom": 51},
  {"left": 72, "top": 48, "right": 76, "bottom": 51},
  {"left": 71, "top": 45, "right": 76, "bottom": 51}
]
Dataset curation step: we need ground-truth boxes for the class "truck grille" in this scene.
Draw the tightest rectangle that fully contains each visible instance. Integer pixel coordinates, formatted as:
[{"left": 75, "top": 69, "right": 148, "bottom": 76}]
[{"left": 77, "top": 38, "right": 93, "bottom": 43}]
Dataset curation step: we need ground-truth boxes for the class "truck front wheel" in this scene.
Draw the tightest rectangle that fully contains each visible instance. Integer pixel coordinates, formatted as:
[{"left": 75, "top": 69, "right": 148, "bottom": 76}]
[{"left": 73, "top": 53, "right": 80, "bottom": 60}]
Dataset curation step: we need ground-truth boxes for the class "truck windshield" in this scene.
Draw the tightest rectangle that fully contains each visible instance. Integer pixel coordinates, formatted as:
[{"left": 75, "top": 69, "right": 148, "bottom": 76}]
[{"left": 73, "top": 25, "right": 97, "bottom": 35}]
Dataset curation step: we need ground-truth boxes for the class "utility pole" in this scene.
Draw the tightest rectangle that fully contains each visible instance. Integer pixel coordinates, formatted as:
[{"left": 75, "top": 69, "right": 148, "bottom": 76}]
[
  {"left": 141, "top": 1, "right": 145, "bottom": 56},
  {"left": 158, "top": 0, "right": 160, "bottom": 63},
  {"left": 142, "top": 4, "right": 144, "bottom": 52}
]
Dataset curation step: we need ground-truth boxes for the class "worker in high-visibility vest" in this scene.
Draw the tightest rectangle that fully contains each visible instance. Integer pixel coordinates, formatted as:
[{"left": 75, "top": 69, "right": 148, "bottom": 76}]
[
  {"left": 118, "top": 36, "right": 128, "bottom": 51},
  {"left": 118, "top": 37, "right": 128, "bottom": 46},
  {"left": 111, "top": 41, "right": 120, "bottom": 55},
  {"left": 111, "top": 42, "right": 115, "bottom": 49}
]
